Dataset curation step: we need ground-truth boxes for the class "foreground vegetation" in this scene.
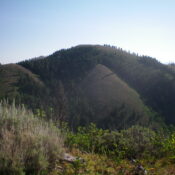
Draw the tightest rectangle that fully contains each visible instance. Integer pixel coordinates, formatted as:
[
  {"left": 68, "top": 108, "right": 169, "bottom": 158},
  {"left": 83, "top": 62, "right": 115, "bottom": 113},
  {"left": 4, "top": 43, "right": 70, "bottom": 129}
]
[
  {"left": 60, "top": 123, "right": 175, "bottom": 175},
  {"left": 53, "top": 149, "right": 175, "bottom": 175},
  {"left": 0, "top": 101, "right": 175, "bottom": 175},
  {"left": 0, "top": 101, "right": 64, "bottom": 175}
]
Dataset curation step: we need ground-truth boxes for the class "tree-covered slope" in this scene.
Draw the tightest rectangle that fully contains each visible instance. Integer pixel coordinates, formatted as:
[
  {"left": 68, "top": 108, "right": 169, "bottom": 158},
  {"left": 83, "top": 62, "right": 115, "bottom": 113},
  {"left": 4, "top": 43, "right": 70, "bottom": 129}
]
[
  {"left": 96, "top": 46, "right": 175, "bottom": 124},
  {"left": 0, "top": 63, "right": 47, "bottom": 109},
  {"left": 1, "top": 44, "right": 175, "bottom": 128}
]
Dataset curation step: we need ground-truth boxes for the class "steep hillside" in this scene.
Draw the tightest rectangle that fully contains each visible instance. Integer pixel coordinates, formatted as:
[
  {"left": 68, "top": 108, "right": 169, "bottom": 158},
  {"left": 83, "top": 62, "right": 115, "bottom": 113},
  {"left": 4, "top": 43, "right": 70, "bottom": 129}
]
[
  {"left": 80, "top": 64, "right": 148, "bottom": 129},
  {"left": 97, "top": 47, "right": 175, "bottom": 124},
  {"left": 1, "top": 45, "right": 175, "bottom": 128},
  {"left": 0, "top": 64, "right": 47, "bottom": 109}
]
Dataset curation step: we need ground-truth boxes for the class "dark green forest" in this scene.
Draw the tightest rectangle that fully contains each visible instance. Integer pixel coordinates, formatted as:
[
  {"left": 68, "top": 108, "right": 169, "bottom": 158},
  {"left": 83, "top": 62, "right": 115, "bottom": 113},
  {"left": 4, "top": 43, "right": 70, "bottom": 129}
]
[{"left": 1, "top": 45, "right": 175, "bottom": 129}]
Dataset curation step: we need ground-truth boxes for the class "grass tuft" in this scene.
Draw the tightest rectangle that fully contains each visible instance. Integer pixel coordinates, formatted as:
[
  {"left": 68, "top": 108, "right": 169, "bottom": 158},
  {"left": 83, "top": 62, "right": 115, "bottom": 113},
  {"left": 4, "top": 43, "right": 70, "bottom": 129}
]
[{"left": 0, "top": 100, "right": 64, "bottom": 175}]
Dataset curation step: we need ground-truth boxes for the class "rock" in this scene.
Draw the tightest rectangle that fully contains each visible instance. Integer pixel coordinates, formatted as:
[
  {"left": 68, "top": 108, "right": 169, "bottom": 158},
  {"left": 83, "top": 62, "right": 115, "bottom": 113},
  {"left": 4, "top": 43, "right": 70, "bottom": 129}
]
[
  {"left": 131, "top": 159, "right": 147, "bottom": 175},
  {"left": 135, "top": 165, "right": 147, "bottom": 175},
  {"left": 61, "top": 153, "right": 84, "bottom": 163}
]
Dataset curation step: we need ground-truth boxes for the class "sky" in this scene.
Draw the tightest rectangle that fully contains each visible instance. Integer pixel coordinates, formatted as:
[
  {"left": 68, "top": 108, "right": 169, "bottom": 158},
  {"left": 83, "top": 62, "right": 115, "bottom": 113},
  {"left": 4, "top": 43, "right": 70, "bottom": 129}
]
[{"left": 0, "top": 0, "right": 175, "bottom": 64}]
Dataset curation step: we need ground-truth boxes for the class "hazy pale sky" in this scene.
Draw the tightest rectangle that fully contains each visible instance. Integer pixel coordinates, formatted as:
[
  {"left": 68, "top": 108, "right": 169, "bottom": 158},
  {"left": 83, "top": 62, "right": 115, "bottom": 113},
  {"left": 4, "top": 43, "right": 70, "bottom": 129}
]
[{"left": 0, "top": 0, "right": 175, "bottom": 64}]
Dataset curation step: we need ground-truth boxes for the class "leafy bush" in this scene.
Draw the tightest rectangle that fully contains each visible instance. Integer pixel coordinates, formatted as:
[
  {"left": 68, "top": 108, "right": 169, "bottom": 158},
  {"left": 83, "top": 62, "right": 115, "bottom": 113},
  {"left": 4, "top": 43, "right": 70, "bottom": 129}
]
[
  {"left": 65, "top": 123, "right": 108, "bottom": 153},
  {"left": 0, "top": 100, "right": 64, "bottom": 175},
  {"left": 162, "top": 133, "right": 175, "bottom": 161},
  {"left": 118, "top": 126, "right": 156, "bottom": 159},
  {"left": 65, "top": 123, "right": 161, "bottom": 160}
]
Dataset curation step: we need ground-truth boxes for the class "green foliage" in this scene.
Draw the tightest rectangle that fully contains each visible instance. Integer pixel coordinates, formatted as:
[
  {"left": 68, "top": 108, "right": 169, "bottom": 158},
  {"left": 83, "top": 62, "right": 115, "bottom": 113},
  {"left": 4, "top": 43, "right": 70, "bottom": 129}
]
[
  {"left": 65, "top": 123, "right": 175, "bottom": 163},
  {"left": 0, "top": 100, "right": 64, "bottom": 175},
  {"left": 161, "top": 133, "right": 175, "bottom": 161},
  {"left": 65, "top": 123, "right": 159, "bottom": 160},
  {"left": 59, "top": 123, "right": 175, "bottom": 174},
  {"left": 66, "top": 123, "right": 108, "bottom": 153},
  {"left": 118, "top": 126, "right": 156, "bottom": 159}
]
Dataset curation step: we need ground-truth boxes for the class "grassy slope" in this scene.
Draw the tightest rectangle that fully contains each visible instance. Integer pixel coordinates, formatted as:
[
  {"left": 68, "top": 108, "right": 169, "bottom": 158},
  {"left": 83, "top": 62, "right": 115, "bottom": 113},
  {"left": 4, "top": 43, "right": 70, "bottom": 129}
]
[
  {"left": 95, "top": 45, "right": 175, "bottom": 123},
  {"left": 80, "top": 64, "right": 148, "bottom": 128},
  {"left": 81, "top": 64, "right": 144, "bottom": 114},
  {"left": 0, "top": 64, "right": 46, "bottom": 108},
  {"left": 0, "top": 64, "right": 43, "bottom": 93}
]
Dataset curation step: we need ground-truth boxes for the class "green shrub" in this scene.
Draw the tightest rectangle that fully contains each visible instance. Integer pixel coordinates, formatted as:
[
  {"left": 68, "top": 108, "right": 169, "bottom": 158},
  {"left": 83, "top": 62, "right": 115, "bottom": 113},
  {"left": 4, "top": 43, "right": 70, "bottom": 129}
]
[
  {"left": 161, "top": 133, "right": 175, "bottom": 161},
  {"left": 118, "top": 125, "right": 156, "bottom": 159},
  {"left": 0, "top": 100, "right": 64, "bottom": 175},
  {"left": 65, "top": 123, "right": 108, "bottom": 153},
  {"left": 65, "top": 123, "right": 159, "bottom": 160}
]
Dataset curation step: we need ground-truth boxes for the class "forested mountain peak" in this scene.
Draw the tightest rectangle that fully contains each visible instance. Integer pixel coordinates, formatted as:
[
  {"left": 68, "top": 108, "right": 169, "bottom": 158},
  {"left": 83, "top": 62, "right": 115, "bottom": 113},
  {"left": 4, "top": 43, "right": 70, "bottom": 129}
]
[{"left": 1, "top": 45, "right": 175, "bottom": 129}]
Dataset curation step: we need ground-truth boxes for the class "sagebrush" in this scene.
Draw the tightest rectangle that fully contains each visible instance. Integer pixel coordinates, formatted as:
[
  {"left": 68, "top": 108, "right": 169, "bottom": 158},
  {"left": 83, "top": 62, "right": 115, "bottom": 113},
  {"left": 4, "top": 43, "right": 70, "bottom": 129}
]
[{"left": 0, "top": 100, "right": 64, "bottom": 175}]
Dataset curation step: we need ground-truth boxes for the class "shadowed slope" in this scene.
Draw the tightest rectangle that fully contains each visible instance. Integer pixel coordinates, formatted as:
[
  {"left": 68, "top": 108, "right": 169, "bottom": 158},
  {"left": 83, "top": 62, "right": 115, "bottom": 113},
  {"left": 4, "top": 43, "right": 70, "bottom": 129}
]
[
  {"left": 0, "top": 64, "right": 45, "bottom": 108},
  {"left": 80, "top": 64, "right": 149, "bottom": 128}
]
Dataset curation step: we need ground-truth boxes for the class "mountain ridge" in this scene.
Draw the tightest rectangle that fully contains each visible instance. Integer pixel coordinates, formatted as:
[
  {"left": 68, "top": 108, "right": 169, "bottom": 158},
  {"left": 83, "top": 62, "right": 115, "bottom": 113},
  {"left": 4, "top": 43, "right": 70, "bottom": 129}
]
[{"left": 0, "top": 44, "right": 174, "bottom": 129}]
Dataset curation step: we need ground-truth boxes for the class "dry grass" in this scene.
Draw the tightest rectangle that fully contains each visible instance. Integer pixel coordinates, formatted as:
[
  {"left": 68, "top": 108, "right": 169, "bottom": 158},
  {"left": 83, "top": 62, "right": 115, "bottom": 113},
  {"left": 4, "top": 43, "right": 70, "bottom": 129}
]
[
  {"left": 0, "top": 64, "right": 44, "bottom": 99},
  {"left": 0, "top": 100, "right": 64, "bottom": 175},
  {"left": 80, "top": 64, "right": 147, "bottom": 123},
  {"left": 3, "top": 64, "right": 44, "bottom": 85}
]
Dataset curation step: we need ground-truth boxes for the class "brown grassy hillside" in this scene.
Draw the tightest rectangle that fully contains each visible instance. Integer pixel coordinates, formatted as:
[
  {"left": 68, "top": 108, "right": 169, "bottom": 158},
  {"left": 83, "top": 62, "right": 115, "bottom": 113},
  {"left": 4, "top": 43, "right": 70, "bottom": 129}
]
[
  {"left": 0, "top": 64, "right": 44, "bottom": 104},
  {"left": 80, "top": 64, "right": 149, "bottom": 128}
]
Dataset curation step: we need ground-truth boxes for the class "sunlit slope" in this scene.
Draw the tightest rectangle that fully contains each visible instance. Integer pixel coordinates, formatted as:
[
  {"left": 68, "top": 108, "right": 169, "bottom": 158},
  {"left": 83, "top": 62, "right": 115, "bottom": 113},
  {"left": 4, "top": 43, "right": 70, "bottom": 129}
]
[
  {"left": 0, "top": 64, "right": 45, "bottom": 107},
  {"left": 80, "top": 64, "right": 148, "bottom": 128}
]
